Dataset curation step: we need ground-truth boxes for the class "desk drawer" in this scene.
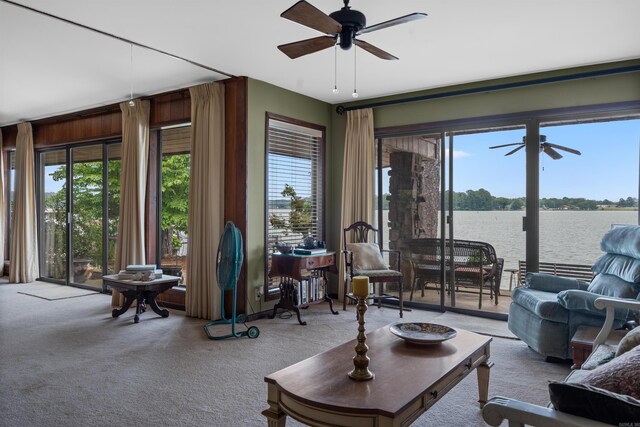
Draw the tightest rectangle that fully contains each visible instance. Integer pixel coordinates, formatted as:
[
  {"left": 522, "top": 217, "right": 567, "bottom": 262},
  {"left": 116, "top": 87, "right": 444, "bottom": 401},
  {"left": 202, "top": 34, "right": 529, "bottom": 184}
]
[{"left": 302, "top": 253, "right": 335, "bottom": 269}]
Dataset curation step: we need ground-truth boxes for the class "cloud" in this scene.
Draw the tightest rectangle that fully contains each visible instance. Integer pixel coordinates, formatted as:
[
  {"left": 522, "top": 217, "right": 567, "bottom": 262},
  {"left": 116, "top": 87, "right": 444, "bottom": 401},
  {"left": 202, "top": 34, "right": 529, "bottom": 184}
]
[{"left": 444, "top": 149, "right": 471, "bottom": 159}]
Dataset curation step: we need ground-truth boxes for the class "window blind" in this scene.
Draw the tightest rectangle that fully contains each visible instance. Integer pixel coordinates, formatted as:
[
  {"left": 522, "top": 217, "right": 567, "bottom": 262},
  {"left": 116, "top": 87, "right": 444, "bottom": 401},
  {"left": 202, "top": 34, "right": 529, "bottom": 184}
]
[{"left": 267, "top": 119, "right": 324, "bottom": 254}]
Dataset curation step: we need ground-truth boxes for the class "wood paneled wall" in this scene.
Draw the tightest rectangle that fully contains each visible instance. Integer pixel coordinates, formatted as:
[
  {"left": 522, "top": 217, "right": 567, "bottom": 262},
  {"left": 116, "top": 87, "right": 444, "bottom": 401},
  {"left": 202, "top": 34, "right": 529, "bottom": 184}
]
[{"left": 0, "top": 78, "right": 249, "bottom": 314}]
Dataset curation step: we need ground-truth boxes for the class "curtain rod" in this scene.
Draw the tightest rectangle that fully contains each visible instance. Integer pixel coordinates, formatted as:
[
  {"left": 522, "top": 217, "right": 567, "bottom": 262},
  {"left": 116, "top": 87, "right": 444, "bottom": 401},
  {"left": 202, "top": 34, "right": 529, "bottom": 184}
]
[
  {"left": 2, "top": 0, "right": 235, "bottom": 79},
  {"left": 335, "top": 64, "right": 640, "bottom": 115}
]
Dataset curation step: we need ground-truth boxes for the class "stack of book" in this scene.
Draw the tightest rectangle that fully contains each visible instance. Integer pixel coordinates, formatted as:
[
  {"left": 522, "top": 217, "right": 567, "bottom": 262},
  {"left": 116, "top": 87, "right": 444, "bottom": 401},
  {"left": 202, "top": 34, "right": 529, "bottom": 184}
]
[
  {"left": 117, "top": 265, "right": 163, "bottom": 281},
  {"left": 293, "top": 247, "right": 327, "bottom": 255}
]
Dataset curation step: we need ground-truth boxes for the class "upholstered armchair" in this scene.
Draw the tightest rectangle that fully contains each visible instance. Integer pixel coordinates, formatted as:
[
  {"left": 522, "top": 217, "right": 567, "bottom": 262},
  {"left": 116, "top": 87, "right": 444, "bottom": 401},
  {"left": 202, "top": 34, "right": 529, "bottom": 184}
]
[{"left": 508, "top": 225, "right": 640, "bottom": 360}]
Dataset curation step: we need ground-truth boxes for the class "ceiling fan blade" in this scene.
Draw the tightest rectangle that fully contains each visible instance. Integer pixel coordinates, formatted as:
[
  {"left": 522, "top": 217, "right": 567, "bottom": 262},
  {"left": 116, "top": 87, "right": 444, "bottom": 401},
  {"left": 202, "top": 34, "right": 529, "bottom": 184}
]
[
  {"left": 281, "top": 1, "right": 341, "bottom": 35},
  {"left": 278, "top": 36, "right": 337, "bottom": 59},
  {"left": 354, "top": 39, "right": 398, "bottom": 60},
  {"left": 358, "top": 12, "right": 427, "bottom": 35},
  {"left": 545, "top": 143, "right": 582, "bottom": 155},
  {"left": 504, "top": 145, "right": 525, "bottom": 156},
  {"left": 489, "top": 142, "right": 525, "bottom": 149},
  {"left": 543, "top": 146, "right": 563, "bottom": 160}
]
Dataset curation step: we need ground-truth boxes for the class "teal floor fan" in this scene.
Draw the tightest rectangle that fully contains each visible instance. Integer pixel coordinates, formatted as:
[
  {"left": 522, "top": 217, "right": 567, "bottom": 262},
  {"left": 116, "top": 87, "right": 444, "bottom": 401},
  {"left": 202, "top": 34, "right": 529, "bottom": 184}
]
[{"left": 204, "top": 221, "right": 259, "bottom": 340}]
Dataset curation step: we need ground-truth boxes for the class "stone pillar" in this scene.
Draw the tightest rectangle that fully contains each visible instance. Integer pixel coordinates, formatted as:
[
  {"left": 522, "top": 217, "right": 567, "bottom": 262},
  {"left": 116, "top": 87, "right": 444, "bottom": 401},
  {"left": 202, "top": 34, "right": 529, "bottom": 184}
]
[{"left": 387, "top": 152, "right": 440, "bottom": 283}]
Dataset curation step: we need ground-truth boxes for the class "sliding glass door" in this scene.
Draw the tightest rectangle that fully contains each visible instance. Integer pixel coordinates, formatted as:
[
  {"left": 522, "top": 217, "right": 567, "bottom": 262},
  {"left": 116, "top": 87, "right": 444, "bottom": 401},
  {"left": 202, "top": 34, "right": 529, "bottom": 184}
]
[
  {"left": 40, "top": 150, "right": 67, "bottom": 282},
  {"left": 38, "top": 141, "right": 120, "bottom": 290},
  {"left": 70, "top": 145, "right": 104, "bottom": 287}
]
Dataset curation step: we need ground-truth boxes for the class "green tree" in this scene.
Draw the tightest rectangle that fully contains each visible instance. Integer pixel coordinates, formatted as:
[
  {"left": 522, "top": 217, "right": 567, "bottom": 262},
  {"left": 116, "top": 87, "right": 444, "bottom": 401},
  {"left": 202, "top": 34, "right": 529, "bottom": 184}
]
[
  {"left": 269, "top": 184, "right": 312, "bottom": 237},
  {"left": 160, "top": 154, "right": 190, "bottom": 258}
]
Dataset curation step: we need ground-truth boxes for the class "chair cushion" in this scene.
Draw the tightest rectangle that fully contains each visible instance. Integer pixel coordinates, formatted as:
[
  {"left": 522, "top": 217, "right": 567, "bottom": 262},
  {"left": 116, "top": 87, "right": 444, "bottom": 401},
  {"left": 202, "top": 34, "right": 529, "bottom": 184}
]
[
  {"left": 549, "top": 381, "right": 640, "bottom": 425},
  {"left": 587, "top": 273, "right": 640, "bottom": 299},
  {"left": 511, "top": 287, "right": 568, "bottom": 323},
  {"left": 347, "top": 243, "right": 388, "bottom": 270},
  {"left": 574, "top": 345, "right": 640, "bottom": 400},
  {"left": 600, "top": 225, "right": 640, "bottom": 259},
  {"left": 616, "top": 327, "right": 640, "bottom": 357},
  {"left": 592, "top": 253, "right": 640, "bottom": 283}
]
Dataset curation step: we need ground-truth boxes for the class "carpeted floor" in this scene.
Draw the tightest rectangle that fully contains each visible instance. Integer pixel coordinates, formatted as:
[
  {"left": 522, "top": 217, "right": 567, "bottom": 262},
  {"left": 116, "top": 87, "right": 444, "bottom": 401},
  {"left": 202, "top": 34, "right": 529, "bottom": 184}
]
[{"left": 0, "top": 280, "right": 569, "bottom": 427}]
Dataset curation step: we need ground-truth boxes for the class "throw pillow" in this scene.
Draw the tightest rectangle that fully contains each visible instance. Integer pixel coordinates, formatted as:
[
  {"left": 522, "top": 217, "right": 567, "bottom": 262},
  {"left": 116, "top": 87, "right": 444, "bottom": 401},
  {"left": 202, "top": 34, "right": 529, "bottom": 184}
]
[
  {"left": 346, "top": 243, "right": 388, "bottom": 271},
  {"left": 575, "top": 345, "right": 640, "bottom": 399},
  {"left": 616, "top": 327, "right": 640, "bottom": 358},
  {"left": 587, "top": 273, "right": 639, "bottom": 299},
  {"left": 549, "top": 381, "right": 640, "bottom": 425},
  {"left": 592, "top": 253, "right": 640, "bottom": 283}
]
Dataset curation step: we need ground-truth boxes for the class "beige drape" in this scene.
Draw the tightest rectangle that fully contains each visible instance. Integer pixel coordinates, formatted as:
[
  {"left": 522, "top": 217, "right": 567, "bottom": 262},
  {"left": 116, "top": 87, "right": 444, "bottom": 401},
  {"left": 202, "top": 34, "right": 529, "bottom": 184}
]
[
  {"left": 339, "top": 108, "right": 375, "bottom": 300},
  {"left": 186, "top": 82, "right": 225, "bottom": 320},
  {"left": 9, "top": 123, "right": 39, "bottom": 283},
  {"left": 0, "top": 130, "right": 5, "bottom": 270},
  {"left": 112, "top": 100, "right": 150, "bottom": 306}
]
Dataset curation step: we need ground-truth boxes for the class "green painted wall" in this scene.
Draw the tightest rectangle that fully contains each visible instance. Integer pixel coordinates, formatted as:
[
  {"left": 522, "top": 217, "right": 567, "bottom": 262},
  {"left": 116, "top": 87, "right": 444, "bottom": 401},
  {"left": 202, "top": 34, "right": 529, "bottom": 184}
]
[
  {"left": 327, "top": 61, "right": 640, "bottom": 278},
  {"left": 244, "top": 61, "right": 639, "bottom": 315},
  {"left": 246, "top": 78, "right": 332, "bottom": 314}
]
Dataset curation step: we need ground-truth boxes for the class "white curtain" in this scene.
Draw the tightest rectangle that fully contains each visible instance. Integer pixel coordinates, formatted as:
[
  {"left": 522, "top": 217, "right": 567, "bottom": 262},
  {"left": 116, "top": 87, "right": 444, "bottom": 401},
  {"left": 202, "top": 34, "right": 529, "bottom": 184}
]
[
  {"left": 339, "top": 108, "right": 375, "bottom": 300},
  {"left": 0, "top": 129, "right": 5, "bottom": 272},
  {"left": 9, "top": 123, "right": 39, "bottom": 283},
  {"left": 112, "top": 100, "right": 150, "bottom": 306},
  {"left": 186, "top": 82, "right": 225, "bottom": 320}
]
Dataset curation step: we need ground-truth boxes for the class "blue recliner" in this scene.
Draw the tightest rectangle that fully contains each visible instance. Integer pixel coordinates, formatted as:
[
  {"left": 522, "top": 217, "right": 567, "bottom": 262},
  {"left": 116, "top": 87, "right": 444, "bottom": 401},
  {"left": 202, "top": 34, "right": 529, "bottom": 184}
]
[{"left": 508, "top": 225, "right": 640, "bottom": 360}]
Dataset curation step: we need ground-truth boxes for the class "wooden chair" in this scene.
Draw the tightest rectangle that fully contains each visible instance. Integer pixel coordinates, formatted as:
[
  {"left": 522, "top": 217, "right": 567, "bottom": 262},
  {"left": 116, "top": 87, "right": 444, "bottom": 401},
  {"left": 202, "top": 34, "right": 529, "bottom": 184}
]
[{"left": 342, "top": 221, "right": 403, "bottom": 317}]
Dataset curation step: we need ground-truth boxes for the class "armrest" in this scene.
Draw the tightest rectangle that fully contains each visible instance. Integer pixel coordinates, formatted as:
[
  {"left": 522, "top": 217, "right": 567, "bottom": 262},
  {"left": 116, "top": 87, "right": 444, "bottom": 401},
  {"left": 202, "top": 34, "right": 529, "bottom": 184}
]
[
  {"left": 592, "top": 297, "right": 640, "bottom": 348},
  {"left": 482, "top": 396, "right": 612, "bottom": 427},
  {"left": 380, "top": 248, "right": 401, "bottom": 270},
  {"left": 525, "top": 272, "right": 589, "bottom": 293},
  {"left": 557, "top": 290, "right": 630, "bottom": 320}
]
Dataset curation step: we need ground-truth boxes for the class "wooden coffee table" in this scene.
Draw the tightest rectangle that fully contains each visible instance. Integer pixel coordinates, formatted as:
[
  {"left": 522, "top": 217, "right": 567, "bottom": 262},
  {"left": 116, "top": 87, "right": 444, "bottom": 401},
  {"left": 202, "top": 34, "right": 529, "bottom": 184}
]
[{"left": 263, "top": 324, "right": 492, "bottom": 426}]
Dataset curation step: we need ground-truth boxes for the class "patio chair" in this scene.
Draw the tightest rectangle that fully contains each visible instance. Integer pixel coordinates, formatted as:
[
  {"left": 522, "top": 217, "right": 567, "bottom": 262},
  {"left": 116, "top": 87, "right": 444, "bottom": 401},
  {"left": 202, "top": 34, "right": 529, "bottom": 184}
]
[{"left": 342, "top": 221, "right": 403, "bottom": 317}]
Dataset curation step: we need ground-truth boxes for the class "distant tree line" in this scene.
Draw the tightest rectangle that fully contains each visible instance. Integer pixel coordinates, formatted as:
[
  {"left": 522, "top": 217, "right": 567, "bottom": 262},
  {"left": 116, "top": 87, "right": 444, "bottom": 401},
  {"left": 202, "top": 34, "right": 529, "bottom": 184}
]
[{"left": 374, "top": 190, "right": 638, "bottom": 211}]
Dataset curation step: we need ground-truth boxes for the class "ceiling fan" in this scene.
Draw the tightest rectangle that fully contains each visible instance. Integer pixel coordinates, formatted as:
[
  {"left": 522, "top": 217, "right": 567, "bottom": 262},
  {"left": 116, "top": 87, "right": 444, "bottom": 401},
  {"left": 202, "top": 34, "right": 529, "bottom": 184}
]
[
  {"left": 489, "top": 135, "right": 582, "bottom": 160},
  {"left": 277, "top": 0, "right": 427, "bottom": 60}
]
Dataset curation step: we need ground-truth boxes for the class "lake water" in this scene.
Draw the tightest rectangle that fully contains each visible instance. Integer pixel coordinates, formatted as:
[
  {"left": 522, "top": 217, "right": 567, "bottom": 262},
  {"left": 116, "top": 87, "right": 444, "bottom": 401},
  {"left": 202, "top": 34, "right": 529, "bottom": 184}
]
[{"left": 380, "top": 210, "right": 638, "bottom": 272}]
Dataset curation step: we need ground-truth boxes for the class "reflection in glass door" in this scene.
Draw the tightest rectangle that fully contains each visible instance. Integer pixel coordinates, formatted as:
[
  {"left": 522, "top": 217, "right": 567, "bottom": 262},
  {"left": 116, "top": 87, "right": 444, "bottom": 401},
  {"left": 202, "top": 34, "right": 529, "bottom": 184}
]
[
  {"left": 40, "top": 150, "right": 68, "bottom": 281},
  {"left": 446, "top": 128, "right": 526, "bottom": 316},
  {"left": 375, "top": 134, "right": 443, "bottom": 307},
  {"left": 70, "top": 145, "right": 104, "bottom": 288}
]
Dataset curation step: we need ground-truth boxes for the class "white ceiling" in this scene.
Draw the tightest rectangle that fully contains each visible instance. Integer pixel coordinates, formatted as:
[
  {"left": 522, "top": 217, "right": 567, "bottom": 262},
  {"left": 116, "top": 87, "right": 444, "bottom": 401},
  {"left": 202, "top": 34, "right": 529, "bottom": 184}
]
[{"left": 1, "top": 0, "right": 639, "bottom": 127}]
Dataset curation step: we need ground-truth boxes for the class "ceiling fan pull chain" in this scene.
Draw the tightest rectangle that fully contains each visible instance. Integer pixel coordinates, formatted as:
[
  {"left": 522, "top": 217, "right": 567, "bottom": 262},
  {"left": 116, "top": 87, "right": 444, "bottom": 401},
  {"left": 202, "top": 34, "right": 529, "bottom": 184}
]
[
  {"left": 335, "top": 43, "right": 339, "bottom": 92},
  {"left": 352, "top": 45, "right": 358, "bottom": 98}
]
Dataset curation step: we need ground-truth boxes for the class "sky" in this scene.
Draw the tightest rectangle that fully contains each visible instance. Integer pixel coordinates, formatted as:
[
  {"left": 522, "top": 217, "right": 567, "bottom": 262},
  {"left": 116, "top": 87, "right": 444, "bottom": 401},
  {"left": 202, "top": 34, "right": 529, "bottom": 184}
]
[{"left": 381, "top": 118, "right": 640, "bottom": 201}]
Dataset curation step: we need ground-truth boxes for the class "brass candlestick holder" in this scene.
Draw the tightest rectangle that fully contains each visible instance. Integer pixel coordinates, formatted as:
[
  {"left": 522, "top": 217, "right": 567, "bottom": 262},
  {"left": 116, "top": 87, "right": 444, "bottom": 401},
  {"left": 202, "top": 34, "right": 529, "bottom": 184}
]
[{"left": 348, "top": 296, "right": 374, "bottom": 381}]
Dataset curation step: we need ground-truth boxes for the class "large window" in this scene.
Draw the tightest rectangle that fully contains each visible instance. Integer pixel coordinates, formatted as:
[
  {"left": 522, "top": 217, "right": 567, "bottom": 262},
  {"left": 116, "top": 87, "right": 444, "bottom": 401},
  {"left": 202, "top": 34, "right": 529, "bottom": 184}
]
[
  {"left": 157, "top": 125, "right": 191, "bottom": 286},
  {"left": 5, "top": 151, "right": 16, "bottom": 261},
  {"left": 265, "top": 114, "right": 325, "bottom": 296}
]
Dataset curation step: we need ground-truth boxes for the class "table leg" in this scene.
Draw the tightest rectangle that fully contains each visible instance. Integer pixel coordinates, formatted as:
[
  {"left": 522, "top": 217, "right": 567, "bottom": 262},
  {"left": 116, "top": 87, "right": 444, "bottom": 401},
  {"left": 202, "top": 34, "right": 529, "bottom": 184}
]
[
  {"left": 263, "top": 384, "right": 287, "bottom": 426},
  {"left": 111, "top": 291, "right": 136, "bottom": 318},
  {"left": 325, "top": 294, "right": 339, "bottom": 315},
  {"left": 145, "top": 291, "right": 170, "bottom": 318},
  {"left": 476, "top": 360, "right": 494, "bottom": 408}
]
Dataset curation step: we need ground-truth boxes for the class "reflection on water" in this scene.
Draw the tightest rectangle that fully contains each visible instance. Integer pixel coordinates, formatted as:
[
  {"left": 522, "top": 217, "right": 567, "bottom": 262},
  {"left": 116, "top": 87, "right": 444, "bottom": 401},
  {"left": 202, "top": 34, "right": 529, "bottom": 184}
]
[{"left": 381, "top": 210, "right": 637, "bottom": 272}]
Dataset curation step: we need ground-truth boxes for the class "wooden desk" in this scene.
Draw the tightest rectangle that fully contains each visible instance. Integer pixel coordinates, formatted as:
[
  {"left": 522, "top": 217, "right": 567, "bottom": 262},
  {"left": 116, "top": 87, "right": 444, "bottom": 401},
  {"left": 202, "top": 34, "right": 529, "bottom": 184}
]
[
  {"left": 103, "top": 274, "right": 180, "bottom": 323},
  {"left": 263, "top": 324, "right": 492, "bottom": 426},
  {"left": 269, "top": 252, "right": 338, "bottom": 325}
]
